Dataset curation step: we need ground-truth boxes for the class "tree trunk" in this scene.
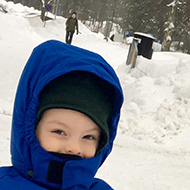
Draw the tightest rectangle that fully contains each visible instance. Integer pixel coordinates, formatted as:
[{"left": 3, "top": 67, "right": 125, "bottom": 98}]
[{"left": 162, "top": 0, "right": 179, "bottom": 51}]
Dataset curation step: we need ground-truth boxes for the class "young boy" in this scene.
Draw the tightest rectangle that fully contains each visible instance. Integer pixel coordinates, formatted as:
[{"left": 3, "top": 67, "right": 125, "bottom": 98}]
[{"left": 0, "top": 40, "right": 123, "bottom": 189}]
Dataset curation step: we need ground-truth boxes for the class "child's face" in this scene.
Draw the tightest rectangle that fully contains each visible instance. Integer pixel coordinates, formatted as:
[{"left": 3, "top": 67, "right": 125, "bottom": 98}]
[{"left": 35, "top": 109, "right": 101, "bottom": 159}]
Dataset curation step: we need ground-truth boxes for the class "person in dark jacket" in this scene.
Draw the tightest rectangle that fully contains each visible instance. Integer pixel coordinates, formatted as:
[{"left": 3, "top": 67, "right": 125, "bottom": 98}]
[
  {"left": 65, "top": 12, "right": 79, "bottom": 44},
  {"left": 0, "top": 40, "right": 123, "bottom": 190}
]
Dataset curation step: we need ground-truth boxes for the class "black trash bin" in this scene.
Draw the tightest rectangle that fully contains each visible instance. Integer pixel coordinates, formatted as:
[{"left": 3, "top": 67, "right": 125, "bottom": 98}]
[{"left": 134, "top": 32, "right": 155, "bottom": 59}]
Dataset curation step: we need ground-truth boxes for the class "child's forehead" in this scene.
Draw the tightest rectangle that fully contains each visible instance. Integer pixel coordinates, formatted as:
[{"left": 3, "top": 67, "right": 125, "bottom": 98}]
[{"left": 39, "top": 108, "right": 101, "bottom": 133}]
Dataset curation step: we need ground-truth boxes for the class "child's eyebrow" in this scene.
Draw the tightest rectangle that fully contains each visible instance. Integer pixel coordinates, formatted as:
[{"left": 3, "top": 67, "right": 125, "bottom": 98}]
[
  {"left": 85, "top": 127, "right": 101, "bottom": 133},
  {"left": 48, "top": 120, "right": 100, "bottom": 132},
  {"left": 48, "top": 120, "right": 68, "bottom": 128}
]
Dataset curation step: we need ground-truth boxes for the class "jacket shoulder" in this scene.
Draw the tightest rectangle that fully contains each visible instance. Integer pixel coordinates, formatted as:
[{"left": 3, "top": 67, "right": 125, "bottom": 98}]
[
  {"left": 0, "top": 166, "right": 18, "bottom": 178},
  {"left": 90, "top": 178, "right": 113, "bottom": 190},
  {"left": 67, "top": 17, "right": 72, "bottom": 21},
  {"left": 0, "top": 166, "right": 47, "bottom": 190}
]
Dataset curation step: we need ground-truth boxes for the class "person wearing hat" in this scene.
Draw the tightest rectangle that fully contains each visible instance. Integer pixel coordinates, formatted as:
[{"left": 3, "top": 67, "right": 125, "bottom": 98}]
[
  {"left": 65, "top": 12, "right": 79, "bottom": 44},
  {"left": 0, "top": 40, "right": 123, "bottom": 189}
]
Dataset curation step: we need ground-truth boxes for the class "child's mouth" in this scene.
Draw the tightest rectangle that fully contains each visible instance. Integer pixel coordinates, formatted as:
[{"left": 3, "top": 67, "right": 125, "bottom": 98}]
[{"left": 49, "top": 152, "right": 83, "bottom": 160}]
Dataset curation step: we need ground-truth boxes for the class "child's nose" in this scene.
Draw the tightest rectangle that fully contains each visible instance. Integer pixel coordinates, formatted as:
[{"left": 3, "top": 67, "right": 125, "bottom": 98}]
[{"left": 64, "top": 140, "right": 82, "bottom": 157}]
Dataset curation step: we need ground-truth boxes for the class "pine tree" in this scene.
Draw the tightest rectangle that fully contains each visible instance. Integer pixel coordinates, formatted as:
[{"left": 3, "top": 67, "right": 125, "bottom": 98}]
[{"left": 162, "top": 0, "right": 181, "bottom": 51}]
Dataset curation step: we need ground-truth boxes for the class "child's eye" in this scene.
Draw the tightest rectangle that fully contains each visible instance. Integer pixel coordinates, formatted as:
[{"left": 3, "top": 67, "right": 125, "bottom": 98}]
[
  {"left": 53, "top": 130, "right": 65, "bottom": 135},
  {"left": 83, "top": 135, "right": 95, "bottom": 140}
]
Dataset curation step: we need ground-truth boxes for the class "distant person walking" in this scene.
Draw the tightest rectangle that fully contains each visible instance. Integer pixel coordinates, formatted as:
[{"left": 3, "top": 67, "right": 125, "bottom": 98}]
[{"left": 65, "top": 12, "right": 79, "bottom": 44}]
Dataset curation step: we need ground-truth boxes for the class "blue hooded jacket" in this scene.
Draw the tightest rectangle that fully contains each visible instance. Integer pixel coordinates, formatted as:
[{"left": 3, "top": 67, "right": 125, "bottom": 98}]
[{"left": 0, "top": 40, "right": 123, "bottom": 190}]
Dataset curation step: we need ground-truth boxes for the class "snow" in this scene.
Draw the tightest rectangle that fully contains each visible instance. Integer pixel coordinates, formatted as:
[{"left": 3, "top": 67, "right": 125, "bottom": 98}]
[
  {"left": 168, "top": 0, "right": 182, "bottom": 8},
  {"left": 134, "top": 32, "right": 155, "bottom": 40},
  {"left": 0, "top": 1, "right": 190, "bottom": 189}
]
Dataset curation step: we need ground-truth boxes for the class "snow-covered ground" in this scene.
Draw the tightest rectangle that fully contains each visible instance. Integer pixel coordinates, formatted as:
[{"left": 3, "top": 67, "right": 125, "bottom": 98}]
[{"left": 0, "top": 1, "right": 190, "bottom": 189}]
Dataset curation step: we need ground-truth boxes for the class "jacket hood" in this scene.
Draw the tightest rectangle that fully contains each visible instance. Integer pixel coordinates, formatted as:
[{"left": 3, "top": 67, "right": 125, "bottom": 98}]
[{"left": 11, "top": 40, "right": 123, "bottom": 189}]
